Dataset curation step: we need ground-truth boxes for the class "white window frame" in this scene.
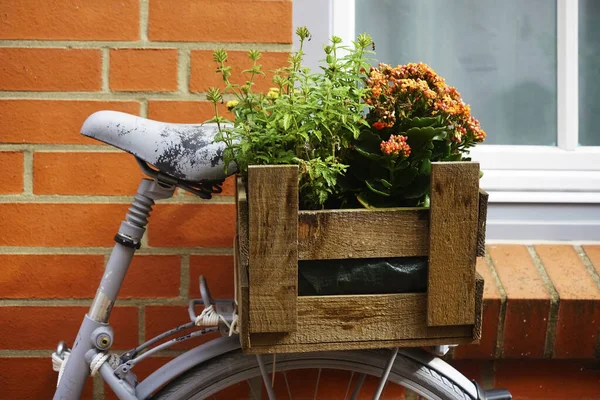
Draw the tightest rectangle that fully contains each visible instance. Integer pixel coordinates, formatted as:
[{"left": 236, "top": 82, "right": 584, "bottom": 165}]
[{"left": 329, "top": 0, "right": 600, "bottom": 204}]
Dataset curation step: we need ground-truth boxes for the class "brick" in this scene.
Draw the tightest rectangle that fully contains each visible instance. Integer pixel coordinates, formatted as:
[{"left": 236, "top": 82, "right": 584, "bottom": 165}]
[
  {"left": 0, "top": 0, "right": 138, "bottom": 40},
  {"left": 0, "top": 203, "right": 129, "bottom": 247},
  {"left": 149, "top": 0, "right": 292, "bottom": 43},
  {"left": 0, "top": 48, "right": 101, "bottom": 91},
  {"left": 495, "top": 360, "right": 600, "bottom": 399},
  {"left": 0, "top": 306, "right": 138, "bottom": 349},
  {"left": 148, "top": 204, "right": 236, "bottom": 247},
  {"left": 121, "top": 255, "right": 181, "bottom": 299},
  {"left": 0, "top": 254, "right": 104, "bottom": 298},
  {"left": 489, "top": 245, "right": 551, "bottom": 358},
  {"left": 190, "top": 50, "right": 289, "bottom": 93},
  {"left": 454, "top": 258, "right": 502, "bottom": 359},
  {"left": 535, "top": 245, "right": 600, "bottom": 358},
  {"left": 34, "top": 152, "right": 145, "bottom": 195},
  {"left": 219, "top": 177, "right": 235, "bottom": 196},
  {"left": 583, "top": 245, "right": 600, "bottom": 277},
  {"left": 189, "top": 255, "right": 234, "bottom": 299},
  {"left": 110, "top": 49, "right": 178, "bottom": 92},
  {"left": 0, "top": 152, "right": 24, "bottom": 194},
  {"left": 0, "top": 100, "right": 139, "bottom": 144},
  {"left": 0, "top": 358, "right": 93, "bottom": 400},
  {"left": 0, "top": 254, "right": 179, "bottom": 299},
  {"left": 145, "top": 305, "right": 220, "bottom": 350},
  {"left": 147, "top": 100, "right": 230, "bottom": 124}
]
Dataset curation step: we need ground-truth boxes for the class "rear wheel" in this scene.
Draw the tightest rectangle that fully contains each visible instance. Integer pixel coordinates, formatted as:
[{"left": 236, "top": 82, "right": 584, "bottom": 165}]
[{"left": 153, "top": 349, "right": 475, "bottom": 400}]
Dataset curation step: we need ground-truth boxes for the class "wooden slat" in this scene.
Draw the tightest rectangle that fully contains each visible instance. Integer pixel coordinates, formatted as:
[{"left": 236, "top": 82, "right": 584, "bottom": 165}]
[
  {"left": 234, "top": 176, "right": 251, "bottom": 348},
  {"left": 473, "top": 273, "right": 484, "bottom": 340},
  {"left": 248, "top": 165, "right": 299, "bottom": 333},
  {"left": 234, "top": 236, "right": 251, "bottom": 349},
  {"left": 298, "top": 208, "right": 429, "bottom": 260},
  {"left": 243, "top": 336, "right": 477, "bottom": 355},
  {"left": 248, "top": 293, "right": 473, "bottom": 348},
  {"left": 427, "top": 162, "right": 480, "bottom": 326},
  {"left": 235, "top": 177, "right": 249, "bottom": 268},
  {"left": 476, "top": 189, "right": 489, "bottom": 257}
]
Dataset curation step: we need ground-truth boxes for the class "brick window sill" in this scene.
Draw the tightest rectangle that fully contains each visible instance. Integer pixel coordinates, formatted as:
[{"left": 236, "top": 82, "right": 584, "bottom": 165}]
[{"left": 452, "top": 245, "right": 600, "bottom": 360}]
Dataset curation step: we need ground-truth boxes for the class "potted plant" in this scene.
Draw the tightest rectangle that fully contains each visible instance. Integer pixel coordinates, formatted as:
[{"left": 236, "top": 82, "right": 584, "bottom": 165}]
[{"left": 207, "top": 28, "right": 487, "bottom": 354}]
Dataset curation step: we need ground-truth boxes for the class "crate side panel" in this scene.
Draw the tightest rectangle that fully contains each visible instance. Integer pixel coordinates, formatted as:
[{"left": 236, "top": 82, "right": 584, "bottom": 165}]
[
  {"left": 248, "top": 293, "right": 473, "bottom": 347},
  {"left": 476, "top": 189, "right": 489, "bottom": 257},
  {"left": 248, "top": 165, "right": 299, "bottom": 333},
  {"left": 473, "top": 272, "right": 484, "bottom": 340},
  {"left": 298, "top": 208, "right": 429, "bottom": 260},
  {"left": 427, "top": 162, "right": 480, "bottom": 326}
]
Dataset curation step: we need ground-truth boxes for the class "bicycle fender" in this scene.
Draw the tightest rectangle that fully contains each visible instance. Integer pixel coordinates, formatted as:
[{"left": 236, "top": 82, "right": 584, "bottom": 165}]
[
  {"left": 136, "top": 339, "right": 482, "bottom": 400},
  {"left": 398, "top": 348, "right": 479, "bottom": 399},
  {"left": 136, "top": 335, "right": 240, "bottom": 399}
]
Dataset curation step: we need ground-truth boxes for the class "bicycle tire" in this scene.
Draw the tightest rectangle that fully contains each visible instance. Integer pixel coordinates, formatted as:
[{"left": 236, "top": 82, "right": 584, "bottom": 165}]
[{"left": 152, "top": 349, "right": 475, "bottom": 400}]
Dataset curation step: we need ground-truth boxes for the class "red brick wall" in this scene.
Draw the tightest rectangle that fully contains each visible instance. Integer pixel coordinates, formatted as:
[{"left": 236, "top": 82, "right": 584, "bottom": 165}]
[
  {"left": 0, "top": 1, "right": 290, "bottom": 398},
  {"left": 1, "top": 2, "right": 600, "bottom": 399}
]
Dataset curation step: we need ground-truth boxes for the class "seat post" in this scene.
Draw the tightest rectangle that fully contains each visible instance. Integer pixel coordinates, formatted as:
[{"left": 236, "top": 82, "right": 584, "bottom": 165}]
[
  {"left": 88, "top": 178, "right": 175, "bottom": 322},
  {"left": 54, "top": 178, "right": 176, "bottom": 400}
]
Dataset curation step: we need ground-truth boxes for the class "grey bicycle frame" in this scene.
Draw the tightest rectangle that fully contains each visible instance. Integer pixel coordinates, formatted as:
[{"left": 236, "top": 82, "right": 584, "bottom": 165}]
[{"left": 53, "top": 175, "right": 480, "bottom": 400}]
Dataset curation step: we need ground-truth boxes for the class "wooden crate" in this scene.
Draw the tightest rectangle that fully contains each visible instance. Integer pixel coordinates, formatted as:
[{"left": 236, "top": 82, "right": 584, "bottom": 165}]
[{"left": 234, "top": 162, "right": 488, "bottom": 354}]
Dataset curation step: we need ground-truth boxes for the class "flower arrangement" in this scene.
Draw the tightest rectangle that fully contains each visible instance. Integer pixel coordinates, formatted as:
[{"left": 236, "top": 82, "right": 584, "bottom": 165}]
[
  {"left": 209, "top": 28, "right": 485, "bottom": 209},
  {"left": 341, "top": 62, "right": 486, "bottom": 208}
]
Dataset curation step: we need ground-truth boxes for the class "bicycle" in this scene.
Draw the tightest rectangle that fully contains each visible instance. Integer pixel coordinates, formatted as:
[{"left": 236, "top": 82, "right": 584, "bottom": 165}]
[{"left": 51, "top": 110, "right": 511, "bottom": 400}]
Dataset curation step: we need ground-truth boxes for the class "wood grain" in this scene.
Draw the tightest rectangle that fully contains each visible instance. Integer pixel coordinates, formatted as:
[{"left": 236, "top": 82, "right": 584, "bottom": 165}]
[
  {"left": 235, "top": 176, "right": 249, "bottom": 269},
  {"left": 248, "top": 165, "right": 299, "bottom": 333},
  {"left": 298, "top": 208, "right": 429, "bottom": 260},
  {"left": 473, "top": 273, "right": 484, "bottom": 340},
  {"left": 235, "top": 176, "right": 251, "bottom": 348},
  {"left": 427, "top": 162, "right": 480, "bottom": 326},
  {"left": 234, "top": 235, "right": 251, "bottom": 349},
  {"left": 248, "top": 293, "right": 473, "bottom": 348},
  {"left": 242, "top": 336, "right": 477, "bottom": 354},
  {"left": 477, "top": 189, "right": 489, "bottom": 257}
]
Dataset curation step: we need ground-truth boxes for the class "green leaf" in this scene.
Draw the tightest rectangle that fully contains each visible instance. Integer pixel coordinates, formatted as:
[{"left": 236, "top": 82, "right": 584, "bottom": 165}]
[
  {"left": 365, "top": 180, "right": 391, "bottom": 196},
  {"left": 405, "top": 126, "right": 448, "bottom": 142},
  {"left": 356, "top": 129, "right": 383, "bottom": 153},
  {"left": 443, "top": 154, "right": 463, "bottom": 161},
  {"left": 354, "top": 145, "right": 382, "bottom": 161},
  {"left": 392, "top": 167, "right": 418, "bottom": 188},
  {"left": 379, "top": 178, "right": 393, "bottom": 189},
  {"left": 356, "top": 193, "right": 377, "bottom": 209},
  {"left": 420, "top": 159, "right": 432, "bottom": 175},
  {"left": 409, "top": 116, "right": 440, "bottom": 128},
  {"left": 402, "top": 175, "right": 430, "bottom": 199}
]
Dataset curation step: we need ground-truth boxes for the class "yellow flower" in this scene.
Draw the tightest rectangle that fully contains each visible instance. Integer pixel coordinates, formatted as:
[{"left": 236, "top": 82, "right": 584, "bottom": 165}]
[
  {"left": 267, "top": 88, "right": 280, "bottom": 99},
  {"left": 226, "top": 100, "right": 239, "bottom": 110}
]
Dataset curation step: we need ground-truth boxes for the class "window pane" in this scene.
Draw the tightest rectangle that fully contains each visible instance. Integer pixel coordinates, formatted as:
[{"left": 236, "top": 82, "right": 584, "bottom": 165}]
[
  {"left": 355, "top": 0, "right": 557, "bottom": 145},
  {"left": 579, "top": 0, "right": 600, "bottom": 146}
]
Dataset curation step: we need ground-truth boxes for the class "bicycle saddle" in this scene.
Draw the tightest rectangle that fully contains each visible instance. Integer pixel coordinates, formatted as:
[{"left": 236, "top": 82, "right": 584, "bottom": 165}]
[{"left": 81, "top": 110, "right": 234, "bottom": 182}]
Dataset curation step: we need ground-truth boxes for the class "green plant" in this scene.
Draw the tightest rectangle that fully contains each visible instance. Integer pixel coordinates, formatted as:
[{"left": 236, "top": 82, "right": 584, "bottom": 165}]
[
  {"left": 208, "top": 27, "right": 374, "bottom": 209},
  {"left": 342, "top": 63, "right": 486, "bottom": 208}
]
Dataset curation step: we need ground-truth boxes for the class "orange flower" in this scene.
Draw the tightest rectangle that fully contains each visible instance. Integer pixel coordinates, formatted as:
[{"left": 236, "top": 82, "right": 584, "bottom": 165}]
[
  {"left": 380, "top": 135, "right": 411, "bottom": 157},
  {"left": 373, "top": 121, "right": 386, "bottom": 130},
  {"left": 364, "top": 62, "right": 486, "bottom": 145}
]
